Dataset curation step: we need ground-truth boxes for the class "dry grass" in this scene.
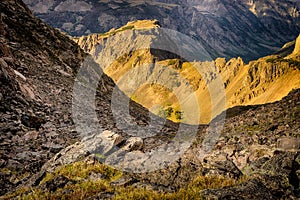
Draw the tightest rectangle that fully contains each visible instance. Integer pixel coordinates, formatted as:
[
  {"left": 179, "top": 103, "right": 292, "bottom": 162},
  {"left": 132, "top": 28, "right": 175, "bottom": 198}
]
[{"left": 5, "top": 160, "right": 249, "bottom": 200}]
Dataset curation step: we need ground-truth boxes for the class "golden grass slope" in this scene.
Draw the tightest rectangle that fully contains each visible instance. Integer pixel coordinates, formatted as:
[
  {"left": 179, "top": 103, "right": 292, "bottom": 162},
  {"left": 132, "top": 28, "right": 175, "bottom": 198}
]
[{"left": 74, "top": 21, "right": 300, "bottom": 124}]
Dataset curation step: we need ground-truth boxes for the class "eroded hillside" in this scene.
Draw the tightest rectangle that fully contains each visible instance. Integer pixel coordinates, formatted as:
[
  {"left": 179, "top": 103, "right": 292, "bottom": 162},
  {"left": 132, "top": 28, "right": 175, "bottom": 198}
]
[{"left": 75, "top": 21, "right": 300, "bottom": 124}]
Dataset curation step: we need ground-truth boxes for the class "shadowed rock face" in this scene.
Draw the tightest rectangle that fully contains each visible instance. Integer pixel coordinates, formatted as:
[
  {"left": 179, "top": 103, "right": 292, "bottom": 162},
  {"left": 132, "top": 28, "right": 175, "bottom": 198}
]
[
  {"left": 0, "top": 0, "right": 85, "bottom": 195},
  {"left": 24, "top": 0, "right": 300, "bottom": 61}
]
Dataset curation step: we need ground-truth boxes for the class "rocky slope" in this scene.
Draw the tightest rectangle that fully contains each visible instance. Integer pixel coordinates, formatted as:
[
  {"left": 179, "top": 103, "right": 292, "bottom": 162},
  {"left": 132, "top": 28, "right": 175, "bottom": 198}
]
[
  {"left": 0, "top": 0, "right": 193, "bottom": 197},
  {"left": 0, "top": 0, "right": 87, "bottom": 195},
  {"left": 5, "top": 73, "right": 300, "bottom": 199},
  {"left": 75, "top": 21, "right": 300, "bottom": 124},
  {"left": 23, "top": 0, "right": 300, "bottom": 61}
]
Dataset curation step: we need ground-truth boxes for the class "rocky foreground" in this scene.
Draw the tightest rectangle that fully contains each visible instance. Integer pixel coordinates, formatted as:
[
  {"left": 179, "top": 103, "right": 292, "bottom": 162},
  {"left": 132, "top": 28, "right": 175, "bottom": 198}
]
[{"left": 1, "top": 0, "right": 300, "bottom": 199}]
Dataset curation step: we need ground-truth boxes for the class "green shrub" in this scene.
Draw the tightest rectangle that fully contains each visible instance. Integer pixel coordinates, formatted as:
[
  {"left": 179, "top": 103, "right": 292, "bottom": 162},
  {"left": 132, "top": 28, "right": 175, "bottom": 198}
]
[{"left": 168, "top": 59, "right": 177, "bottom": 65}]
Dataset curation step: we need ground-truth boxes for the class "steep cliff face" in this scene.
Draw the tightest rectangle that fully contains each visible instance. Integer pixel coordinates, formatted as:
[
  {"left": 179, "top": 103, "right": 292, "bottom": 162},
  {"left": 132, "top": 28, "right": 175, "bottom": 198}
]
[
  {"left": 24, "top": 0, "right": 300, "bottom": 61},
  {"left": 224, "top": 56, "right": 300, "bottom": 107},
  {"left": 75, "top": 22, "right": 300, "bottom": 124}
]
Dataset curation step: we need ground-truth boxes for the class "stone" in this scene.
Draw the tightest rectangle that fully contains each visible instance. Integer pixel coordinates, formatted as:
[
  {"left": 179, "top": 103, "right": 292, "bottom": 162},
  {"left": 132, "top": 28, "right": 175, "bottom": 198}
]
[
  {"left": 2, "top": 0, "right": 300, "bottom": 198},
  {"left": 21, "top": 114, "right": 45, "bottom": 130},
  {"left": 88, "top": 172, "right": 104, "bottom": 181},
  {"left": 42, "top": 175, "right": 71, "bottom": 192},
  {"left": 84, "top": 131, "right": 124, "bottom": 155},
  {"left": 13, "top": 70, "right": 26, "bottom": 81},
  {"left": 23, "top": 131, "right": 38, "bottom": 141},
  {"left": 110, "top": 177, "right": 138, "bottom": 187},
  {"left": 42, "top": 142, "right": 64, "bottom": 154},
  {"left": 200, "top": 178, "right": 276, "bottom": 199},
  {"left": 276, "top": 136, "right": 300, "bottom": 152},
  {"left": 20, "top": 84, "right": 35, "bottom": 100},
  {"left": 122, "top": 137, "right": 144, "bottom": 151},
  {"left": 57, "top": 69, "right": 71, "bottom": 77}
]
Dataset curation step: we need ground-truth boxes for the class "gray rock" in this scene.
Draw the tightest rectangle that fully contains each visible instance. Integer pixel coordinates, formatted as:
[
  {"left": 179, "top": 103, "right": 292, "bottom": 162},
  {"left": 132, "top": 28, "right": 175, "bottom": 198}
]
[
  {"left": 200, "top": 178, "right": 276, "bottom": 200},
  {"left": 23, "top": 131, "right": 39, "bottom": 141},
  {"left": 85, "top": 130, "right": 124, "bottom": 156},
  {"left": 40, "top": 175, "right": 72, "bottom": 192},
  {"left": 122, "top": 137, "right": 144, "bottom": 151},
  {"left": 88, "top": 172, "right": 104, "bottom": 181},
  {"left": 277, "top": 136, "right": 300, "bottom": 152}
]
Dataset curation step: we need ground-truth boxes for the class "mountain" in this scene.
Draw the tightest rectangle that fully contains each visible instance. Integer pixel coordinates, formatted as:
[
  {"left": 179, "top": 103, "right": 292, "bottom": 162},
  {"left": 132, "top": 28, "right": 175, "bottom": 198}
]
[
  {"left": 23, "top": 0, "right": 300, "bottom": 61},
  {"left": 75, "top": 21, "right": 300, "bottom": 124},
  {"left": 1, "top": 0, "right": 300, "bottom": 199}
]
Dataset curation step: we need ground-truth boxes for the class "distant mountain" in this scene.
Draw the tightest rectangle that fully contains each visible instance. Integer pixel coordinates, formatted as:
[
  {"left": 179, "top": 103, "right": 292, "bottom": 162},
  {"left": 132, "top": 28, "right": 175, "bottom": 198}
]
[
  {"left": 75, "top": 20, "right": 300, "bottom": 124},
  {"left": 23, "top": 0, "right": 300, "bottom": 61}
]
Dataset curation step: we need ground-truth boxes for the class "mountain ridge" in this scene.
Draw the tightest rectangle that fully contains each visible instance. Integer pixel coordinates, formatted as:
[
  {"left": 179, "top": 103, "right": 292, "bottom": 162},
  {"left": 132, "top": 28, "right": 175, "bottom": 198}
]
[
  {"left": 24, "top": 0, "right": 300, "bottom": 61},
  {"left": 74, "top": 20, "right": 300, "bottom": 124}
]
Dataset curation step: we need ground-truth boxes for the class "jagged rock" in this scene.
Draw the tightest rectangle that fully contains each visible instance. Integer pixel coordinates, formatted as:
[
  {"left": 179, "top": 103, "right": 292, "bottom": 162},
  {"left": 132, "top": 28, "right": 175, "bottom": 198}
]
[
  {"left": 41, "top": 142, "right": 90, "bottom": 174},
  {"left": 85, "top": 131, "right": 124, "bottom": 156},
  {"left": 201, "top": 152, "right": 300, "bottom": 199},
  {"left": 0, "top": 0, "right": 86, "bottom": 195},
  {"left": 42, "top": 142, "right": 64, "bottom": 154},
  {"left": 277, "top": 136, "right": 300, "bottom": 152},
  {"left": 88, "top": 172, "right": 104, "bottom": 181},
  {"left": 207, "top": 158, "right": 243, "bottom": 178},
  {"left": 13, "top": 70, "right": 26, "bottom": 81},
  {"left": 110, "top": 177, "right": 138, "bottom": 187},
  {"left": 201, "top": 178, "right": 277, "bottom": 200},
  {"left": 1, "top": 0, "right": 300, "bottom": 198},
  {"left": 262, "top": 152, "right": 300, "bottom": 179},
  {"left": 75, "top": 22, "right": 300, "bottom": 124},
  {"left": 122, "top": 137, "right": 144, "bottom": 151},
  {"left": 19, "top": 84, "right": 35, "bottom": 100},
  {"left": 291, "top": 34, "right": 300, "bottom": 56}
]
